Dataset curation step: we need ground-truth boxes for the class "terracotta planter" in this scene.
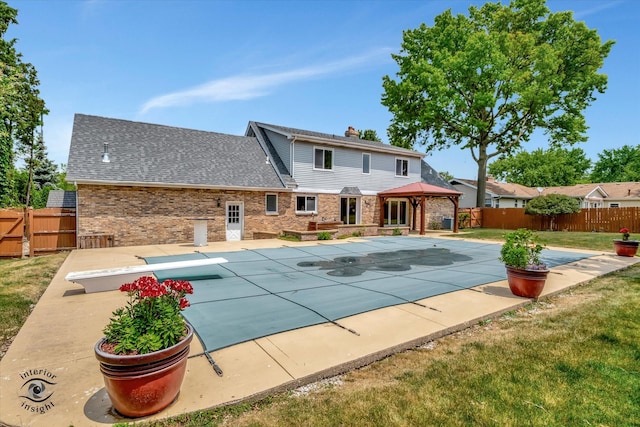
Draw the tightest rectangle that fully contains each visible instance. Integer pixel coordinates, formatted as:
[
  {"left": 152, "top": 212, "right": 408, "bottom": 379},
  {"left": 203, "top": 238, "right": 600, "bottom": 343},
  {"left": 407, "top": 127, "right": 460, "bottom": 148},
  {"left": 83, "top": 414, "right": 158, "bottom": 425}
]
[
  {"left": 94, "top": 324, "right": 193, "bottom": 418},
  {"left": 613, "top": 240, "right": 639, "bottom": 257},
  {"left": 505, "top": 266, "right": 549, "bottom": 298}
]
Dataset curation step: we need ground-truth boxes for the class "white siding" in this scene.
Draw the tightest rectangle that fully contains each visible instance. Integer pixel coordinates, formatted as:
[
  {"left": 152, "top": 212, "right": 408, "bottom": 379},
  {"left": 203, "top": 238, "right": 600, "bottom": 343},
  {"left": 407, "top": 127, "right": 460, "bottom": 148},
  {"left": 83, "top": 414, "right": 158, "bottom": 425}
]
[
  {"left": 264, "top": 129, "right": 292, "bottom": 172},
  {"left": 293, "top": 142, "right": 421, "bottom": 193}
]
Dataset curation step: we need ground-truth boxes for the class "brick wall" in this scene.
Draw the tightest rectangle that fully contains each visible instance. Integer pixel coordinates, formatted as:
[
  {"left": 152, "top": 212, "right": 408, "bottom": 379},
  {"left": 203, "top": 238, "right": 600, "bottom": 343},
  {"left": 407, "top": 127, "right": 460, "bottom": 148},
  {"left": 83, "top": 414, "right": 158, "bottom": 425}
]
[{"left": 77, "top": 185, "right": 452, "bottom": 246}]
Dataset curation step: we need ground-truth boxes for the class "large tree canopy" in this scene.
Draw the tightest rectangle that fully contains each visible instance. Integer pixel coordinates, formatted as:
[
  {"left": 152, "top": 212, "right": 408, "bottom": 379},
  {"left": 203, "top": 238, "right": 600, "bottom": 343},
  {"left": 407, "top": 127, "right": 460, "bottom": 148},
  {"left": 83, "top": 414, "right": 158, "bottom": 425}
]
[
  {"left": 488, "top": 147, "right": 591, "bottom": 187},
  {"left": 1, "top": 1, "right": 47, "bottom": 207},
  {"left": 590, "top": 144, "right": 640, "bottom": 183},
  {"left": 382, "top": 0, "right": 613, "bottom": 207}
]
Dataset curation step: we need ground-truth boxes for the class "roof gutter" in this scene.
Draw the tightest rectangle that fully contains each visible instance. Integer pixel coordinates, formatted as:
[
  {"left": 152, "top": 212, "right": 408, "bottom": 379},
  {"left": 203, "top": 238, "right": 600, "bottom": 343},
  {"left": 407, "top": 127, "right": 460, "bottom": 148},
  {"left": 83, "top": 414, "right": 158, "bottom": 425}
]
[{"left": 70, "top": 179, "right": 291, "bottom": 192}]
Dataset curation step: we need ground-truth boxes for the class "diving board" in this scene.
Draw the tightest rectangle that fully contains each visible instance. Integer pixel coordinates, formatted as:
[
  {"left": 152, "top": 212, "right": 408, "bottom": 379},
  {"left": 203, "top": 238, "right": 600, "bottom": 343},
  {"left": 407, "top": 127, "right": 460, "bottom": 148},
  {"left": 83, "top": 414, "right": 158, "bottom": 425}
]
[{"left": 65, "top": 257, "right": 228, "bottom": 294}]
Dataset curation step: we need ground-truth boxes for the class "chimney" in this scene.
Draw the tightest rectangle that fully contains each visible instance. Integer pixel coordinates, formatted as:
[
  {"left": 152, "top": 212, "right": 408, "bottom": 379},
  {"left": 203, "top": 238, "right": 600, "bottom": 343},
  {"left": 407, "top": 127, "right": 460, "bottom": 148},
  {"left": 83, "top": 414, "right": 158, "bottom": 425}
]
[
  {"left": 345, "top": 126, "right": 359, "bottom": 138},
  {"left": 486, "top": 174, "right": 494, "bottom": 182}
]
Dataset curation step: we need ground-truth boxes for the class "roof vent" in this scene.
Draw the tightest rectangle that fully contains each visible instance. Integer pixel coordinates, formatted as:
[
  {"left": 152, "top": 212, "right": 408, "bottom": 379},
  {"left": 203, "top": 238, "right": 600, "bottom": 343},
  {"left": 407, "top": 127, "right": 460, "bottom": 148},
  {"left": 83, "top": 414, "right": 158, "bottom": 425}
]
[
  {"left": 344, "top": 126, "right": 359, "bottom": 138},
  {"left": 101, "top": 142, "right": 110, "bottom": 163}
]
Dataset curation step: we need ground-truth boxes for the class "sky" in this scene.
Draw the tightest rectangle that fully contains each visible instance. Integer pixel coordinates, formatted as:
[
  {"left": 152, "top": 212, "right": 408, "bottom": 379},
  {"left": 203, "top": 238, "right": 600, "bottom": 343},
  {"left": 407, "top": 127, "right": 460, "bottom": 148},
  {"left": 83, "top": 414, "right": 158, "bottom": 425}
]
[{"left": 6, "top": 0, "right": 640, "bottom": 180}]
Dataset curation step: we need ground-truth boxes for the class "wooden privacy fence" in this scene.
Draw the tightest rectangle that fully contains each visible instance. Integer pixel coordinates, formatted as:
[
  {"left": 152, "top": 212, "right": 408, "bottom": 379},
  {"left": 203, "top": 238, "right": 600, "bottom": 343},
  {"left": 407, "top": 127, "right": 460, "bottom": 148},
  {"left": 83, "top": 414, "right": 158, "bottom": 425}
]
[
  {"left": 0, "top": 208, "right": 77, "bottom": 257},
  {"left": 481, "top": 207, "right": 640, "bottom": 233}
]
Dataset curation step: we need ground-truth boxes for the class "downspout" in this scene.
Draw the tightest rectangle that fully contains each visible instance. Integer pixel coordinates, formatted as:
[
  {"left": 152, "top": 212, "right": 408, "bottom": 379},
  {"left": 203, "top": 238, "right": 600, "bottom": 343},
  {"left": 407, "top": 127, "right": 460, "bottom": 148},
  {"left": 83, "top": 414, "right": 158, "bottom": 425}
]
[{"left": 290, "top": 136, "right": 296, "bottom": 179}]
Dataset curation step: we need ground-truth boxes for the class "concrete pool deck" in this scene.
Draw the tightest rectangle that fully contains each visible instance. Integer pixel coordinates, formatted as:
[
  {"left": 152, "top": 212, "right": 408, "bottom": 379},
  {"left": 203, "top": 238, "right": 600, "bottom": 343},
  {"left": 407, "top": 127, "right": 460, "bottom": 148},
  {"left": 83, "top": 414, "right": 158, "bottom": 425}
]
[{"left": 1, "top": 235, "right": 637, "bottom": 427}]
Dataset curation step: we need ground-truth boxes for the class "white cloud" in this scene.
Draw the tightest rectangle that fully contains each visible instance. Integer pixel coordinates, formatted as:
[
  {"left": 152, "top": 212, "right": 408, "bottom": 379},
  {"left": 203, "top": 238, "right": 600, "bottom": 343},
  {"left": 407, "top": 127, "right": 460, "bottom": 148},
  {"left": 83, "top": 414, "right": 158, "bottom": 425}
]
[
  {"left": 139, "top": 48, "right": 392, "bottom": 114},
  {"left": 573, "top": 0, "right": 623, "bottom": 19}
]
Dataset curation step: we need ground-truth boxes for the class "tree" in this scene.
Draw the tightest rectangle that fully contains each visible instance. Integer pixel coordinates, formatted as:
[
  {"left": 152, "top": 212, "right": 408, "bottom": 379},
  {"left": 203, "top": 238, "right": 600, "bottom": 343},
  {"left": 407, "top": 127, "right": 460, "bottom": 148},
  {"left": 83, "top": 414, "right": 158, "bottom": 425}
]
[
  {"left": 590, "top": 145, "right": 640, "bottom": 183},
  {"left": 525, "top": 194, "right": 580, "bottom": 231},
  {"left": 381, "top": 0, "right": 613, "bottom": 207},
  {"left": 488, "top": 147, "right": 591, "bottom": 187},
  {"left": 0, "top": 1, "right": 48, "bottom": 207},
  {"left": 438, "top": 170, "right": 454, "bottom": 181},
  {"left": 358, "top": 129, "right": 381, "bottom": 142}
]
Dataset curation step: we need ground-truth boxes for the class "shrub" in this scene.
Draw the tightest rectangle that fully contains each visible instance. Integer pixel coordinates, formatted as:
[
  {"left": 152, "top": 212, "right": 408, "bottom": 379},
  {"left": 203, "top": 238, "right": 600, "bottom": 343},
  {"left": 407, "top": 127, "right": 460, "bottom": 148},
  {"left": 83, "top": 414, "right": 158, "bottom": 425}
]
[{"left": 317, "top": 231, "right": 332, "bottom": 240}]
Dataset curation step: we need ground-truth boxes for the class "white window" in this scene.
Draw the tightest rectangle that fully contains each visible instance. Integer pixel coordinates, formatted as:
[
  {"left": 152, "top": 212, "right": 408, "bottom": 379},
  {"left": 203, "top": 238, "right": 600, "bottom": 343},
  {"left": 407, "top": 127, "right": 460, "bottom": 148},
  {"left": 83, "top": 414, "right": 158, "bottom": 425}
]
[
  {"left": 296, "top": 195, "right": 317, "bottom": 214},
  {"left": 314, "top": 147, "right": 333, "bottom": 170},
  {"left": 383, "top": 200, "right": 408, "bottom": 226},
  {"left": 362, "top": 153, "right": 370, "bottom": 174},
  {"left": 395, "top": 158, "right": 408, "bottom": 177},
  {"left": 340, "top": 197, "right": 359, "bottom": 225},
  {"left": 265, "top": 194, "right": 278, "bottom": 215}
]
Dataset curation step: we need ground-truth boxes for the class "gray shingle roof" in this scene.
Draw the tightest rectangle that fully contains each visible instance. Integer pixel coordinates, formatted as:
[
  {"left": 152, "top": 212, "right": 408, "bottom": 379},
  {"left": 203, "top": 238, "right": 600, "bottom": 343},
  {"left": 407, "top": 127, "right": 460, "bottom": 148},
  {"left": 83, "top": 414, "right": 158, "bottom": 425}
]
[
  {"left": 46, "top": 190, "right": 76, "bottom": 208},
  {"left": 421, "top": 161, "right": 456, "bottom": 190},
  {"left": 252, "top": 122, "right": 423, "bottom": 158},
  {"left": 66, "top": 114, "right": 285, "bottom": 189}
]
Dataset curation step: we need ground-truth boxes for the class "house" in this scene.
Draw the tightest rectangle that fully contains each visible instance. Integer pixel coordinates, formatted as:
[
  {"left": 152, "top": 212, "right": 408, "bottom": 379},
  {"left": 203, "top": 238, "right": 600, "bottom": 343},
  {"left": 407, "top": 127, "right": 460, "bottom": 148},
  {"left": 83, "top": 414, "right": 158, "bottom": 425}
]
[
  {"left": 45, "top": 190, "right": 77, "bottom": 208},
  {"left": 450, "top": 177, "right": 539, "bottom": 208},
  {"left": 451, "top": 177, "right": 640, "bottom": 208},
  {"left": 66, "top": 114, "right": 459, "bottom": 247}
]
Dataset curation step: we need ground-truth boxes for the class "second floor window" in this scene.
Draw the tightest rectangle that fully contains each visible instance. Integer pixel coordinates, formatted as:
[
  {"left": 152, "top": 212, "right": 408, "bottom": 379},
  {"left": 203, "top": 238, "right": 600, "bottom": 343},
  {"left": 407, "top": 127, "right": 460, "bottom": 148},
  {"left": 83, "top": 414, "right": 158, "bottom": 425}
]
[
  {"left": 314, "top": 148, "right": 333, "bottom": 170},
  {"left": 395, "top": 158, "right": 408, "bottom": 177},
  {"left": 362, "top": 153, "right": 370, "bottom": 174}
]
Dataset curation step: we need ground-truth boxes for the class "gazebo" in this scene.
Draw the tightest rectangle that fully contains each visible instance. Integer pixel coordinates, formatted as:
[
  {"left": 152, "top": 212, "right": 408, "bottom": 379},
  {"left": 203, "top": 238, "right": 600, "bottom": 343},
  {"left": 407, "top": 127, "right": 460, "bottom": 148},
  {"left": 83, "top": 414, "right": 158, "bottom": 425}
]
[{"left": 378, "top": 182, "right": 462, "bottom": 234}]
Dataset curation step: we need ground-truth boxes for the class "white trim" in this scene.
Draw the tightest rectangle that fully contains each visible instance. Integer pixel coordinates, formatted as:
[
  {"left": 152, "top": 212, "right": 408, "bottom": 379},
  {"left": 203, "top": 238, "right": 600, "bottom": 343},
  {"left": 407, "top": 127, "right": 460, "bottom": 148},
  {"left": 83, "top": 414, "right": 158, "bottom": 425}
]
[
  {"left": 295, "top": 194, "right": 318, "bottom": 214},
  {"left": 265, "top": 193, "right": 278, "bottom": 215},
  {"left": 313, "top": 146, "right": 334, "bottom": 171},
  {"left": 395, "top": 157, "right": 409, "bottom": 177},
  {"left": 362, "top": 153, "right": 371, "bottom": 175},
  {"left": 70, "top": 179, "right": 290, "bottom": 192}
]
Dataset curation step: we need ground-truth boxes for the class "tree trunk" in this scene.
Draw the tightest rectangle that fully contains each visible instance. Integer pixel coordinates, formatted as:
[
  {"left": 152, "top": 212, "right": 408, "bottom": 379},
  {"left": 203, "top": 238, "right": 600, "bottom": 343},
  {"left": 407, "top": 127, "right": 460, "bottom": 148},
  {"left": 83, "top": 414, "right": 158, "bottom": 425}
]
[{"left": 475, "top": 146, "right": 489, "bottom": 208}]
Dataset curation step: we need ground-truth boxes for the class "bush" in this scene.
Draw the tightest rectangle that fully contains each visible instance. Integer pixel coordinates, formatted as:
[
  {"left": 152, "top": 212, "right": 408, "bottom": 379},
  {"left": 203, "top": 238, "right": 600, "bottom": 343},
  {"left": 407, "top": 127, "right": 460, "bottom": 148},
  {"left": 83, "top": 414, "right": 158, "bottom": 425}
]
[
  {"left": 317, "top": 232, "right": 332, "bottom": 240},
  {"left": 392, "top": 228, "right": 402, "bottom": 236}
]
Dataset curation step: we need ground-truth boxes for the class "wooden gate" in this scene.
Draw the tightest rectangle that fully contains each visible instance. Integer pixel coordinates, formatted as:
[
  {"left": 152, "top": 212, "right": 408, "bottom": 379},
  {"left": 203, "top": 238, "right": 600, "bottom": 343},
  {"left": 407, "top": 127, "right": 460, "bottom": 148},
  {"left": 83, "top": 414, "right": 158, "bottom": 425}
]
[
  {"left": 0, "top": 209, "right": 25, "bottom": 257},
  {"left": 458, "top": 208, "right": 482, "bottom": 228},
  {"left": 0, "top": 208, "right": 77, "bottom": 257}
]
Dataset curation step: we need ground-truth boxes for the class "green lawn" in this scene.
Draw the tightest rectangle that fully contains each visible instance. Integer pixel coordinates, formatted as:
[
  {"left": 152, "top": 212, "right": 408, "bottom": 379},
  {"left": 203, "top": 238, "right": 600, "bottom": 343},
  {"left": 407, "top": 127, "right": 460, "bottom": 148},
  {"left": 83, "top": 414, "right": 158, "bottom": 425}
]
[{"left": 452, "top": 228, "right": 625, "bottom": 253}]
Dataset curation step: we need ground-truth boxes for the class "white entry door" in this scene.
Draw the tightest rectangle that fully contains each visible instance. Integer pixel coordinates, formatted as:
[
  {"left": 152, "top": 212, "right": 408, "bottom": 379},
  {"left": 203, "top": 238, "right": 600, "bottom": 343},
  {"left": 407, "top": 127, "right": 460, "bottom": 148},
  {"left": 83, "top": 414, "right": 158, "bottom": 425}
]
[{"left": 225, "top": 202, "right": 243, "bottom": 241}]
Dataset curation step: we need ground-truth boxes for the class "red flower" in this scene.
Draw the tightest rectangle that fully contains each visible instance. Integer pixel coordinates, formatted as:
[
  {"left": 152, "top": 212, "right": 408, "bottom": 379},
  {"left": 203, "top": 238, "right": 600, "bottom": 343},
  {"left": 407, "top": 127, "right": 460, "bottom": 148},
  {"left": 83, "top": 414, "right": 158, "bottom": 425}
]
[
  {"left": 179, "top": 298, "right": 190, "bottom": 309},
  {"left": 620, "top": 228, "right": 629, "bottom": 234}
]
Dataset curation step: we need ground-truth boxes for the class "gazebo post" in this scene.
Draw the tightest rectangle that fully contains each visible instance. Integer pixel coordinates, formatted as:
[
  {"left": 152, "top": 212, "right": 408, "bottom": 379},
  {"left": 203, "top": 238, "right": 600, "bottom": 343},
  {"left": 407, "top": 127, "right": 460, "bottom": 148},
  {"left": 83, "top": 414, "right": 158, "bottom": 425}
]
[
  {"left": 448, "top": 196, "right": 460, "bottom": 233},
  {"left": 420, "top": 195, "right": 426, "bottom": 235}
]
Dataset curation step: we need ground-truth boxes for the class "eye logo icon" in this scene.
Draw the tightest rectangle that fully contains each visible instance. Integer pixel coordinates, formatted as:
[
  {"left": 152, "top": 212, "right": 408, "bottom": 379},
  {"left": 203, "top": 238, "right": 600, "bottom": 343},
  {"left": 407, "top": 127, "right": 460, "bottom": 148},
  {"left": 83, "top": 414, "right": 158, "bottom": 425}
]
[
  {"left": 21, "top": 378, "right": 55, "bottom": 402},
  {"left": 18, "top": 369, "right": 57, "bottom": 414}
]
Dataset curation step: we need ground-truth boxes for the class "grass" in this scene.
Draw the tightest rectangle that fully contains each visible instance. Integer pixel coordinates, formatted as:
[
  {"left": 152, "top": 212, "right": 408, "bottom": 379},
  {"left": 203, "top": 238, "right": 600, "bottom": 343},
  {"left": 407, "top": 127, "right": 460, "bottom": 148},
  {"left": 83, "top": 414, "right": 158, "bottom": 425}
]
[
  {"left": 0, "top": 252, "right": 69, "bottom": 359},
  {"left": 118, "top": 230, "right": 639, "bottom": 427},
  {"left": 453, "top": 228, "right": 626, "bottom": 253}
]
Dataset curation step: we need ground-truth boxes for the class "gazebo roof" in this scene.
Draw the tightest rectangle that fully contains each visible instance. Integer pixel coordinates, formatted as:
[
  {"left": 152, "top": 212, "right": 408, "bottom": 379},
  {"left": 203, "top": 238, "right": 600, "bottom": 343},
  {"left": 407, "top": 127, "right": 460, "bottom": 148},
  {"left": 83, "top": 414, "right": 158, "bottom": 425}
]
[{"left": 379, "top": 182, "right": 462, "bottom": 197}]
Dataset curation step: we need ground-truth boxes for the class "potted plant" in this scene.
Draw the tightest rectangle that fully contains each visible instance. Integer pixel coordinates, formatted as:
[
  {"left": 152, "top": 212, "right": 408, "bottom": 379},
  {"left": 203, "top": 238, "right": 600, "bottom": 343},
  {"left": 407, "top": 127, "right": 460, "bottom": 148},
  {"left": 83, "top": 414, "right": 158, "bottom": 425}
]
[
  {"left": 613, "top": 228, "right": 639, "bottom": 257},
  {"left": 499, "top": 228, "right": 549, "bottom": 298},
  {"left": 94, "top": 276, "right": 194, "bottom": 418}
]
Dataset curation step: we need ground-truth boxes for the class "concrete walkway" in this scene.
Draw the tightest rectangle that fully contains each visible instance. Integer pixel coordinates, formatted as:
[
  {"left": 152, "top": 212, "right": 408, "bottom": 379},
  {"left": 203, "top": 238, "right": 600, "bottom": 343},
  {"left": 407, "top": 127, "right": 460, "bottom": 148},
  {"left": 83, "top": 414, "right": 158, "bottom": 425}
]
[{"left": 0, "top": 236, "right": 637, "bottom": 427}]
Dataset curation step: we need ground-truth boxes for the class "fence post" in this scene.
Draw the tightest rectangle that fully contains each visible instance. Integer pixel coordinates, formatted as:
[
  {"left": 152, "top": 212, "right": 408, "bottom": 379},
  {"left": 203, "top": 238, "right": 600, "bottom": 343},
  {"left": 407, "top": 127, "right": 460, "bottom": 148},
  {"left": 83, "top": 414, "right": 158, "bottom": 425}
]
[{"left": 28, "top": 207, "right": 34, "bottom": 258}]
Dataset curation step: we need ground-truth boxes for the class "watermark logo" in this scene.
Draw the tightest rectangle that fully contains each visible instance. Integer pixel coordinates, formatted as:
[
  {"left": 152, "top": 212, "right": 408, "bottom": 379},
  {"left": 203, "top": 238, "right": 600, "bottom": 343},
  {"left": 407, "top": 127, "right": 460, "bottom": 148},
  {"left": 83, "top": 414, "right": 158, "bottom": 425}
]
[{"left": 18, "top": 368, "right": 57, "bottom": 414}]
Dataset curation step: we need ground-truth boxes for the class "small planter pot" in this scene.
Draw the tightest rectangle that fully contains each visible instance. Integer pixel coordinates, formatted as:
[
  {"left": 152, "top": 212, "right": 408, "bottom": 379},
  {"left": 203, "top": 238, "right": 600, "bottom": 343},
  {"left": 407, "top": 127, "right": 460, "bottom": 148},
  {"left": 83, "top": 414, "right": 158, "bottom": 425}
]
[
  {"left": 505, "top": 266, "right": 549, "bottom": 298},
  {"left": 94, "top": 324, "right": 193, "bottom": 418},
  {"left": 613, "top": 240, "right": 639, "bottom": 257}
]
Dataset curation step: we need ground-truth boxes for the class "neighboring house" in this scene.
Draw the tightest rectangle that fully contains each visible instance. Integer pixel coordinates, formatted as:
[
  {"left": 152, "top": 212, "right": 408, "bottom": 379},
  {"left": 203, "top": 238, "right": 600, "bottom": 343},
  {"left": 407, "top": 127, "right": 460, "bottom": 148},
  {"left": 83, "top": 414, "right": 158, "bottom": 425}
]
[
  {"left": 542, "top": 182, "right": 640, "bottom": 208},
  {"left": 451, "top": 177, "right": 640, "bottom": 208},
  {"left": 66, "top": 114, "right": 458, "bottom": 247},
  {"left": 450, "top": 177, "right": 539, "bottom": 208},
  {"left": 46, "top": 190, "right": 77, "bottom": 208}
]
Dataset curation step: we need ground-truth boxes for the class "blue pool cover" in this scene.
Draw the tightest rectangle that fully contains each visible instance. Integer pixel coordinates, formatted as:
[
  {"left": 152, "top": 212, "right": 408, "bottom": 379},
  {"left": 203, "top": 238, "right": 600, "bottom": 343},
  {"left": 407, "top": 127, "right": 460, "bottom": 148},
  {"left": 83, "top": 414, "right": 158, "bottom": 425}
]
[{"left": 144, "top": 236, "right": 591, "bottom": 354}]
